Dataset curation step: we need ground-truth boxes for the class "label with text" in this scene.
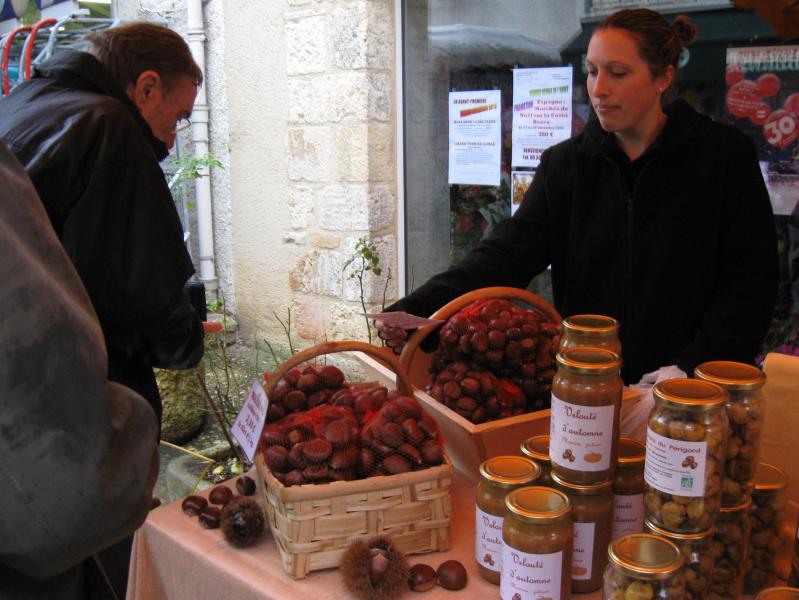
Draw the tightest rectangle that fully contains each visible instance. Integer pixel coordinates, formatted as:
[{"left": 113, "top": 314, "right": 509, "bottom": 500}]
[
  {"left": 550, "top": 395, "right": 615, "bottom": 472},
  {"left": 571, "top": 522, "right": 595, "bottom": 580},
  {"left": 645, "top": 427, "right": 707, "bottom": 497},
  {"left": 232, "top": 379, "right": 269, "bottom": 461},
  {"left": 475, "top": 506, "right": 504, "bottom": 573},
  {"left": 611, "top": 493, "right": 645, "bottom": 540},
  {"left": 500, "top": 547, "right": 563, "bottom": 600}
]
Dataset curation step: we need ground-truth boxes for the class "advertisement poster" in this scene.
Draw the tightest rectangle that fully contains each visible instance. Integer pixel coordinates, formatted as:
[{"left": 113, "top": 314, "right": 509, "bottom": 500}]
[
  {"left": 511, "top": 66, "right": 573, "bottom": 168},
  {"left": 511, "top": 170, "right": 534, "bottom": 216},
  {"left": 725, "top": 45, "right": 799, "bottom": 215},
  {"left": 448, "top": 89, "right": 502, "bottom": 186}
]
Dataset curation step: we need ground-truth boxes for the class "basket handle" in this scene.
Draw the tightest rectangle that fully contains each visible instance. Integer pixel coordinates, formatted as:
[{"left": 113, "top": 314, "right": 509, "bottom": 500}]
[
  {"left": 399, "top": 286, "right": 562, "bottom": 370},
  {"left": 263, "top": 341, "right": 413, "bottom": 398}
]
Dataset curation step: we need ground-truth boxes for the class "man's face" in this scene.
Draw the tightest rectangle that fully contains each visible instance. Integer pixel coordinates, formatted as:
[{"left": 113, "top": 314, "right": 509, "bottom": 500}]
[{"left": 133, "top": 74, "right": 198, "bottom": 150}]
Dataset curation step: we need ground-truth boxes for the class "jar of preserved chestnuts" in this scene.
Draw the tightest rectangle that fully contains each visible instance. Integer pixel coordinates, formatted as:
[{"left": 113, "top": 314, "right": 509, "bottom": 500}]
[
  {"left": 645, "top": 518, "right": 715, "bottom": 600},
  {"left": 612, "top": 437, "right": 646, "bottom": 541},
  {"left": 476, "top": 456, "right": 541, "bottom": 584},
  {"left": 520, "top": 434, "right": 552, "bottom": 485},
  {"left": 709, "top": 499, "right": 752, "bottom": 600},
  {"left": 756, "top": 588, "right": 799, "bottom": 600},
  {"left": 502, "top": 487, "right": 573, "bottom": 600},
  {"left": 694, "top": 360, "right": 766, "bottom": 507},
  {"left": 551, "top": 471, "right": 614, "bottom": 593},
  {"left": 745, "top": 462, "right": 789, "bottom": 595},
  {"left": 603, "top": 533, "right": 685, "bottom": 600},
  {"left": 550, "top": 347, "right": 623, "bottom": 485},
  {"left": 644, "top": 379, "right": 728, "bottom": 533},
  {"left": 560, "top": 314, "right": 622, "bottom": 358}
]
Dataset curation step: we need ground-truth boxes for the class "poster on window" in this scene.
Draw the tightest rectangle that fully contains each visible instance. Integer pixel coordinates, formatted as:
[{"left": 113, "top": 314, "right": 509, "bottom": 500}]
[
  {"left": 448, "top": 89, "right": 502, "bottom": 186},
  {"left": 725, "top": 45, "right": 799, "bottom": 216},
  {"left": 511, "top": 170, "right": 534, "bottom": 216},
  {"left": 511, "top": 67, "right": 573, "bottom": 168}
]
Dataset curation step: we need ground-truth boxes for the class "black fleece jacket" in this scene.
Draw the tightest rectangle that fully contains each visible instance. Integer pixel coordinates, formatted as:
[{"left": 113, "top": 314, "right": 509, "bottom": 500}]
[{"left": 391, "top": 101, "right": 779, "bottom": 383}]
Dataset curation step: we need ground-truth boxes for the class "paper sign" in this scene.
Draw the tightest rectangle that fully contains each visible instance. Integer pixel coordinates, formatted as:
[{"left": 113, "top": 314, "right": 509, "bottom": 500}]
[
  {"left": 448, "top": 89, "right": 502, "bottom": 186},
  {"left": 232, "top": 379, "right": 269, "bottom": 461},
  {"left": 367, "top": 311, "right": 445, "bottom": 329}
]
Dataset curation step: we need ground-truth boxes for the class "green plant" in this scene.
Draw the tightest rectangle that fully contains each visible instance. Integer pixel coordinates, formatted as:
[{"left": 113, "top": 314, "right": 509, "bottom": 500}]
[
  {"left": 343, "top": 237, "right": 392, "bottom": 344},
  {"left": 168, "top": 152, "right": 223, "bottom": 194}
]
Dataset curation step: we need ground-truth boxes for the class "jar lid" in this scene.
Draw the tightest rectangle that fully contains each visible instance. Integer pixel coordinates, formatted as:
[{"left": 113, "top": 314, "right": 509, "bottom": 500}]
[
  {"left": 479, "top": 456, "right": 541, "bottom": 488},
  {"left": 720, "top": 498, "right": 753, "bottom": 513},
  {"left": 562, "top": 314, "right": 620, "bottom": 337},
  {"left": 551, "top": 471, "right": 613, "bottom": 496},
  {"left": 644, "top": 517, "right": 715, "bottom": 542},
  {"left": 753, "top": 462, "right": 788, "bottom": 491},
  {"left": 755, "top": 587, "right": 799, "bottom": 600},
  {"left": 653, "top": 378, "right": 727, "bottom": 412},
  {"left": 505, "top": 486, "right": 571, "bottom": 523},
  {"left": 555, "top": 347, "right": 621, "bottom": 375},
  {"left": 616, "top": 437, "right": 645, "bottom": 468},
  {"left": 607, "top": 533, "right": 684, "bottom": 580},
  {"left": 694, "top": 360, "right": 765, "bottom": 391},
  {"left": 520, "top": 435, "right": 550, "bottom": 463}
]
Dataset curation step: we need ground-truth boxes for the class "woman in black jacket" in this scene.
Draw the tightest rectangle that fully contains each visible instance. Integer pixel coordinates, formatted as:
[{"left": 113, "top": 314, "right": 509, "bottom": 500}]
[{"left": 383, "top": 9, "right": 778, "bottom": 384}]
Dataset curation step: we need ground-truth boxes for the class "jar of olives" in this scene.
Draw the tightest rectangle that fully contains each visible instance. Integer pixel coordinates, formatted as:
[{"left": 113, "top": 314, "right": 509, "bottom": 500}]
[
  {"left": 709, "top": 499, "right": 751, "bottom": 600},
  {"left": 745, "top": 462, "right": 789, "bottom": 594},
  {"left": 694, "top": 360, "right": 766, "bottom": 507},
  {"left": 520, "top": 434, "right": 552, "bottom": 485},
  {"left": 604, "top": 533, "right": 685, "bottom": 600},
  {"left": 560, "top": 314, "right": 622, "bottom": 357},
  {"left": 645, "top": 518, "right": 715, "bottom": 600},
  {"left": 551, "top": 471, "right": 614, "bottom": 593},
  {"left": 502, "top": 487, "right": 573, "bottom": 600},
  {"left": 756, "top": 588, "right": 799, "bottom": 600},
  {"left": 612, "top": 437, "right": 646, "bottom": 541},
  {"left": 644, "top": 379, "right": 728, "bottom": 533},
  {"left": 476, "top": 456, "right": 541, "bottom": 584},
  {"left": 550, "top": 347, "right": 623, "bottom": 485}
]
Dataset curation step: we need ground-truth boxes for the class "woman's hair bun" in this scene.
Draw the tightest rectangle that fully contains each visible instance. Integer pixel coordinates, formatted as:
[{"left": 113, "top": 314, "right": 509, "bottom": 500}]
[{"left": 673, "top": 15, "right": 698, "bottom": 46}]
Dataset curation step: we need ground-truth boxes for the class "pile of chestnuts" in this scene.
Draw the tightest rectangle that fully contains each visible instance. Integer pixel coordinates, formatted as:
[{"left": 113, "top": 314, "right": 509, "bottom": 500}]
[{"left": 266, "top": 363, "right": 347, "bottom": 423}]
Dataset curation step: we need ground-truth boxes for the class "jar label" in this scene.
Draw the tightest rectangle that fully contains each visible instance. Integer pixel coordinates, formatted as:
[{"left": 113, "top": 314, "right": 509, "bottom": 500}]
[
  {"left": 475, "top": 506, "right": 503, "bottom": 573},
  {"left": 644, "top": 427, "right": 707, "bottom": 497},
  {"left": 500, "top": 547, "right": 563, "bottom": 600},
  {"left": 611, "top": 493, "right": 644, "bottom": 540},
  {"left": 572, "top": 522, "right": 595, "bottom": 580},
  {"left": 549, "top": 394, "right": 615, "bottom": 472}
]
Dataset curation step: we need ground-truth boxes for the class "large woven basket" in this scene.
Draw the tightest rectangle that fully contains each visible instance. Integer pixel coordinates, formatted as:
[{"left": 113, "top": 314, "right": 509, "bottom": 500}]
[{"left": 255, "top": 341, "right": 453, "bottom": 579}]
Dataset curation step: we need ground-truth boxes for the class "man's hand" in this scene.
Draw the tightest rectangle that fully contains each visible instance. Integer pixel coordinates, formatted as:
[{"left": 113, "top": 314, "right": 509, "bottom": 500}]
[{"left": 376, "top": 323, "right": 409, "bottom": 355}]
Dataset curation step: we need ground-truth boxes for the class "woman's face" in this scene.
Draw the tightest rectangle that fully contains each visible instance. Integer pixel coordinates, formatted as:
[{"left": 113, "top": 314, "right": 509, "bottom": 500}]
[{"left": 586, "top": 28, "right": 673, "bottom": 140}]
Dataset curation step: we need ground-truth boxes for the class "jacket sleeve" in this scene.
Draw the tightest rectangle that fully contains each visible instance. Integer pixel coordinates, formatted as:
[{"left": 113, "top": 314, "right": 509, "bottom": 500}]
[
  {"left": 388, "top": 152, "right": 555, "bottom": 316},
  {"left": 673, "top": 133, "right": 779, "bottom": 372},
  {"left": 0, "top": 144, "right": 158, "bottom": 579}
]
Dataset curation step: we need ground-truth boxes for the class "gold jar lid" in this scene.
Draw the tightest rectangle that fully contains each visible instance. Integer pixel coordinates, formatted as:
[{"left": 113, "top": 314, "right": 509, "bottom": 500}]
[
  {"left": 616, "top": 437, "right": 645, "bottom": 469},
  {"left": 653, "top": 378, "right": 727, "bottom": 412},
  {"left": 607, "top": 533, "right": 684, "bottom": 580},
  {"left": 753, "top": 462, "right": 788, "bottom": 492},
  {"left": 563, "top": 314, "right": 620, "bottom": 337},
  {"left": 720, "top": 498, "right": 753, "bottom": 514},
  {"left": 694, "top": 360, "right": 765, "bottom": 391},
  {"left": 644, "top": 517, "right": 715, "bottom": 542},
  {"left": 555, "top": 346, "right": 621, "bottom": 375},
  {"left": 505, "top": 486, "right": 572, "bottom": 524},
  {"left": 520, "top": 435, "right": 550, "bottom": 463},
  {"left": 755, "top": 587, "right": 799, "bottom": 600},
  {"left": 551, "top": 471, "right": 613, "bottom": 496},
  {"left": 479, "top": 455, "right": 541, "bottom": 488}
]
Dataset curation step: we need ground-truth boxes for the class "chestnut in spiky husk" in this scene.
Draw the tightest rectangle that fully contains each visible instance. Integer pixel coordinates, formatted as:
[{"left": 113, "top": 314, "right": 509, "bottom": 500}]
[
  {"left": 340, "top": 535, "right": 409, "bottom": 600},
  {"left": 220, "top": 497, "right": 266, "bottom": 548}
]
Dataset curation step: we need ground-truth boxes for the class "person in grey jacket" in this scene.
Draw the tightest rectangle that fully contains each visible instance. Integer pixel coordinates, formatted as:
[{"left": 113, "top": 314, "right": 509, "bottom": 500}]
[{"left": 0, "top": 140, "right": 158, "bottom": 599}]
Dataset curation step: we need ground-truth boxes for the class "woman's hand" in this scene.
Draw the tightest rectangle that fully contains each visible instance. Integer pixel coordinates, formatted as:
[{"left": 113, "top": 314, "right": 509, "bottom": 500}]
[{"left": 376, "top": 322, "right": 409, "bottom": 355}]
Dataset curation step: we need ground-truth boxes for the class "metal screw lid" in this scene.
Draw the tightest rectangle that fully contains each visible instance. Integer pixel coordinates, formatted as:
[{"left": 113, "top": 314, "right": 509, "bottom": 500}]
[
  {"left": 653, "top": 378, "right": 727, "bottom": 412},
  {"left": 694, "top": 360, "right": 765, "bottom": 391},
  {"left": 556, "top": 346, "right": 621, "bottom": 375},
  {"left": 505, "top": 486, "right": 572, "bottom": 524},
  {"left": 607, "top": 533, "right": 684, "bottom": 580},
  {"left": 479, "top": 455, "right": 541, "bottom": 488}
]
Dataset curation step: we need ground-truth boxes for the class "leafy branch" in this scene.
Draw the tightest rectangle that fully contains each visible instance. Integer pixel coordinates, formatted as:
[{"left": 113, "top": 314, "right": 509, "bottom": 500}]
[{"left": 343, "top": 237, "right": 391, "bottom": 344}]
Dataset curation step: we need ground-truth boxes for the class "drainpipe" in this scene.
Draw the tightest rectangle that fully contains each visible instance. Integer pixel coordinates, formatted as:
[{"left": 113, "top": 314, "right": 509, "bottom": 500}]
[{"left": 186, "top": 0, "right": 218, "bottom": 292}]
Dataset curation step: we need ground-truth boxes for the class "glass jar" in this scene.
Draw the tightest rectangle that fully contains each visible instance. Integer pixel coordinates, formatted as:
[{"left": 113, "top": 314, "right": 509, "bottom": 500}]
[
  {"left": 612, "top": 437, "right": 646, "bottom": 541},
  {"left": 694, "top": 360, "right": 766, "bottom": 507},
  {"left": 560, "top": 314, "right": 622, "bottom": 358},
  {"left": 709, "top": 499, "right": 752, "bottom": 600},
  {"left": 604, "top": 533, "right": 685, "bottom": 600},
  {"left": 476, "top": 456, "right": 541, "bottom": 584},
  {"left": 745, "top": 462, "right": 789, "bottom": 594},
  {"left": 502, "top": 487, "right": 573, "bottom": 600},
  {"left": 755, "top": 587, "right": 799, "bottom": 600},
  {"left": 551, "top": 471, "right": 614, "bottom": 593},
  {"left": 520, "top": 434, "right": 552, "bottom": 486},
  {"left": 645, "top": 518, "right": 715, "bottom": 600},
  {"left": 644, "top": 379, "right": 728, "bottom": 533},
  {"left": 550, "top": 347, "right": 623, "bottom": 484}
]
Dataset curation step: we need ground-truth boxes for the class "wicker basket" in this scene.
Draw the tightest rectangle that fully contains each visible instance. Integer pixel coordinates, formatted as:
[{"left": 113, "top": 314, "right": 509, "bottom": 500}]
[{"left": 255, "top": 341, "right": 453, "bottom": 579}]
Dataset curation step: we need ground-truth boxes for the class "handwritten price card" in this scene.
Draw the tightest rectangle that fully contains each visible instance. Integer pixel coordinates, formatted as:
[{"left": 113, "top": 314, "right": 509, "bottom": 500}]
[{"left": 232, "top": 379, "right": 269, "bottom": 461}]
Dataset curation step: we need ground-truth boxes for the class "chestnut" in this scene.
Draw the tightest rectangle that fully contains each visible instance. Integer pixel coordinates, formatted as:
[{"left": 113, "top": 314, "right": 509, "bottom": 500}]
[
  {"left": 369, "top": 548, "right": 391, "bottom": 586},
  {"left": 235, "top": 475, "right": 256, "bottom": 496},
  {"left": 199, "top": 506, "right": 221, "bottom": 529},
  {"left": 437, "top": 560, "right": 467, "bottom": 591},
  {"left": 208, "top": 485, "right": 233, "bottom": 506},
  {"left": 408, "top": 563, "right": 436, "bottom": 592},
  {"left": 181, "top": 495, "right": 207, "bottom": 516}
]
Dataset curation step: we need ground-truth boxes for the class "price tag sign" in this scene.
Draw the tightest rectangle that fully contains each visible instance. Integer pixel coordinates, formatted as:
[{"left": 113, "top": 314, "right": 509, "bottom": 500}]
[{"left": 232, "top": 379, "right": 269, "bottom": 461}]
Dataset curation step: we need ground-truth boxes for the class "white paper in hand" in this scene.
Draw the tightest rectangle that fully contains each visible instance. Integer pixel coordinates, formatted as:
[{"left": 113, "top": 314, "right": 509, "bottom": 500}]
[
  {"left": 232, "top": 379, "right": 269, "bottom": 461},
  {"left": 366, "top": 311, "right": 444, "bottom": 329}
]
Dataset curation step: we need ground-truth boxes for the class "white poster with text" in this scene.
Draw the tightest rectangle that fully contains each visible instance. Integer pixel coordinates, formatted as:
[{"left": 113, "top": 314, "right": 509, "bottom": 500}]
[{"left": 448, "top": 89, "right": 502, "bottom": 186}]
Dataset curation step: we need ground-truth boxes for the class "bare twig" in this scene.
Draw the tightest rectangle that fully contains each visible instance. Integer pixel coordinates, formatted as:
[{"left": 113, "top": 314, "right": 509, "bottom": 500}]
[{"left": 195, "top": 373, "right": 246, "bottom": 466}]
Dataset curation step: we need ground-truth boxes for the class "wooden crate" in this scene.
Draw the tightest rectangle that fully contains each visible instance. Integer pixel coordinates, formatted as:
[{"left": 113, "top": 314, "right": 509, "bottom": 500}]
[{"left": 255, "top": 341, "right": 453, "bottom": 579}]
